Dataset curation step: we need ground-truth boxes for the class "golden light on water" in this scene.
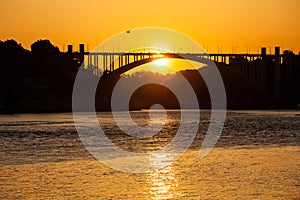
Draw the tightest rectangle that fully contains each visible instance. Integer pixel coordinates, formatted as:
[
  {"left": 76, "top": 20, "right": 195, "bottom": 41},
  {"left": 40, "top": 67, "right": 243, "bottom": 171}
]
[{"left": 148, "top": 153, "right": 179, "bottom": 199}]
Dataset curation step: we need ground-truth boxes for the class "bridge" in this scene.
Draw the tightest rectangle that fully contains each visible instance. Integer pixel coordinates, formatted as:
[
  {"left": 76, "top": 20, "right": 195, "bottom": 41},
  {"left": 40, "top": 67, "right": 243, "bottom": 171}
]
[
  {"left": 80, "top": 50, "right": 282, "bottom": 75},
  {"left": 66, "top": 44, "right": 282, "bottom": 74},
  {"left": 67, "top": 45, "right": 286, "bottom": 100}
]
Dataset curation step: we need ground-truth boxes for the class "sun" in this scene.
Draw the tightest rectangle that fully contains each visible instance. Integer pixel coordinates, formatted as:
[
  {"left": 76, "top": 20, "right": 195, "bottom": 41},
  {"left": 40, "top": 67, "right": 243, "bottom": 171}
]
[
  {"left": 150, "top": 58, "right": 173, "bottom": 75},
  {"left": 152, "top": 58, "right": 169, "bottom": 66}
]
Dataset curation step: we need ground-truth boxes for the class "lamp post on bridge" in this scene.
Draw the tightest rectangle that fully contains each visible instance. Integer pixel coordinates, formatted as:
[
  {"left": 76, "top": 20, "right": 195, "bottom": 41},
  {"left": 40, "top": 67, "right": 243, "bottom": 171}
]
[
  {"left": 244, "top": 46, "right": 249, "bottom": 54},
  {"left": 217, "top": 45, "right": 222, "bottom": 54},
  {"left": 268, "top": 46, "right": 272, "bottom": 55},
  {"left": 230, "top": 45, "right": 237, "bottom": 54}
]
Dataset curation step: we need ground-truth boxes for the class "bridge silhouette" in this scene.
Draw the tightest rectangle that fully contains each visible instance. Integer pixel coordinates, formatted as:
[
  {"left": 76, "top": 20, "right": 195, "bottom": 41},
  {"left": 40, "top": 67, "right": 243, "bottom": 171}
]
[
  {"left": 66, "top": 45, "right": 286, "bottom": 103},
  {"left": 62, "top": 44, "right": 295, "bottom": 107},
  {"left": 81, "top": 50, "right": 282, "bottom": 76},
  {"left": 1, "top": 39, "right": 298, "bottom": 113}
]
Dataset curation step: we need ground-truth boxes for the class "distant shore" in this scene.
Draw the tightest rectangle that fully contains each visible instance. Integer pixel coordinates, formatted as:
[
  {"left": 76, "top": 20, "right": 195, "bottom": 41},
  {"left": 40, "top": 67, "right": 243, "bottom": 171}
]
[{"left": 1, "top": 40, "right": 299, "bottom": 114}]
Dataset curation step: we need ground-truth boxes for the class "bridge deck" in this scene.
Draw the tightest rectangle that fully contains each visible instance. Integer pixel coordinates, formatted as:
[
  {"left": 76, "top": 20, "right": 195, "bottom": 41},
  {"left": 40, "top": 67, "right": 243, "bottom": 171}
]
[{"left": 84, "top": 52, "right": 284, "bottom": 57}]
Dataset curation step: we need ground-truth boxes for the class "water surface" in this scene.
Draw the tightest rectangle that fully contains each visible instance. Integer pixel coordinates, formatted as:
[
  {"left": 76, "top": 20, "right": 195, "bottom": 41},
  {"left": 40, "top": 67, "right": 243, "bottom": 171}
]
[{"left": 0, "top": 110, "right": 299, "bottom": 199}]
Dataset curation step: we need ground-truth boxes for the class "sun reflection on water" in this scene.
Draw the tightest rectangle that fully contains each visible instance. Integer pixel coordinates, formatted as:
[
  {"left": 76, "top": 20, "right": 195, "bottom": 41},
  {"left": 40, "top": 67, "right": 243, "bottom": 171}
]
[{"left": 147, "top": 153, "right": 181, "bottom": 199}]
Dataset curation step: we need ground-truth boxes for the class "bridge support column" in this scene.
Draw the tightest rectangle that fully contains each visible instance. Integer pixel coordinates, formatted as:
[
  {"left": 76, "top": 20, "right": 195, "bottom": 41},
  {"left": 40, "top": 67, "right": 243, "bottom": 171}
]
[
  {"left": 126, "top": 55, "right": 130, "bottom": 65},
  {"left": 274, "top": 46, "right": 281, "bottom": 101},
  {"left": 94, "top": 55, "right": 98, "bottom": 68},
  {"left": 118, "top": 56, "right": 121, "bottom": 68},
  {"left": 222, "top": 56, "right": 225, "bottom": 63},
  {"left": 94, "top": 55, "right": 98, "bottom": 75},
  {"left": 260, "top": 47, "right": 267, "bottom": 92},
  {"left": 121, "top": 55, "right": 124, "bottom": 67},
  {"left": 110, "top": 55, "right": 114, "bottom": 71},
  {"left": 88, "top": 55, "right": 91, "bottom": 68},
  {"left": 103, "top": 55, "right": 107, "bottom": 71}
]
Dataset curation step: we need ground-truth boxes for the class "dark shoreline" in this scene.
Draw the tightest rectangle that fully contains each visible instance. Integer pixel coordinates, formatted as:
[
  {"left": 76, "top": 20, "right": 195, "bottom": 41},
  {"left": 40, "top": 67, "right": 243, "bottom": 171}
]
[
  {"left": 1, "top": 107, "right": 299, "bottom": 115},
  {"left": 1, "top": 40, "right": 299, "bottom": 114}
]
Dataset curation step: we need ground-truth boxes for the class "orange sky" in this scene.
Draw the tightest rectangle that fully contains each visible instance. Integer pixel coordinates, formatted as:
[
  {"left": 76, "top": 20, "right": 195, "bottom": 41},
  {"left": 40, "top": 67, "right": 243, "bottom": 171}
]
[{"left": 1, "top": 0, "right": 300, "bottom": 54}]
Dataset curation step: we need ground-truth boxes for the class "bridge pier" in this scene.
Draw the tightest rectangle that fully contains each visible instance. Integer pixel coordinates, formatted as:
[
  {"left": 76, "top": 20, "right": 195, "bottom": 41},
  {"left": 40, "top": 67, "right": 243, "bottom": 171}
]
[
  {"left": 88, "top": 55, "right": 92, "bottom": 67},
  {"left": 103, "top": 54, "right": 107, "bottom": 71},
  {"left": 125, "top": 55, "right": 129, "bottom": 65},
  {"left": 110, "top": 54, "right": 114, "bottom": 71},
  {"left": 94, "top": 55, "right": 98, "bottom": 68},
  {"left": 274, "top": 46, "right": 281, "bottom": 101},
  {"left": 118, "top": 56, "right": 121, "bottom": 68}
]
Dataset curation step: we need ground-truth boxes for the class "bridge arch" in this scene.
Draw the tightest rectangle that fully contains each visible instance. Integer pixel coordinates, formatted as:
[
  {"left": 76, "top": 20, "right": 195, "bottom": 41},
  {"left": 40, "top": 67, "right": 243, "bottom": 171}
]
[
  {"left": 100, "top": 53, "right": 273, "bottom": 108},
  {"left": 106, "top": 53, "right": 215, "bottom": 77}
]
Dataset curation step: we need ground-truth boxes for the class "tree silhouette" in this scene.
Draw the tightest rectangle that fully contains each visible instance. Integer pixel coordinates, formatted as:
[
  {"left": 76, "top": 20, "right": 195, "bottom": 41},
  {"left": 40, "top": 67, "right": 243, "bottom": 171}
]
[
  {"left": 31, "top": 39, "right": 60, "bottom": 55},
  {"left": 0, "top": 40, "right": 30, "bottom": 79},
  {"left": 30, "top": 40, "right": 62, "bottom": 76}
]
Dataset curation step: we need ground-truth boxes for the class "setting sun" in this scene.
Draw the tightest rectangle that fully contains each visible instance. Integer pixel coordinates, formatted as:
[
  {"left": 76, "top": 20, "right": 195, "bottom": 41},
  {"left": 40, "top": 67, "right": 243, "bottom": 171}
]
[{"left": 153, "top": 58, "right": 169, "bottom": 66}]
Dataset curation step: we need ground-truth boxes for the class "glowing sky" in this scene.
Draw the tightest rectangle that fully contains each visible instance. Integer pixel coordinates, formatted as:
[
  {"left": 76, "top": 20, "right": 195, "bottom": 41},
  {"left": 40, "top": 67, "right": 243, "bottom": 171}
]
[{"left": 1, "top": 0, "right": 299, "bottom": 53}]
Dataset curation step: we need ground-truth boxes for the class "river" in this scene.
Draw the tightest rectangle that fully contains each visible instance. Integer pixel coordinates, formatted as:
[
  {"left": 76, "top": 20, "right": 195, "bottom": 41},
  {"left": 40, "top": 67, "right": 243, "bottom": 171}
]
[{"left": 0, "top": 110, "right": 299, "bottom": 199}]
